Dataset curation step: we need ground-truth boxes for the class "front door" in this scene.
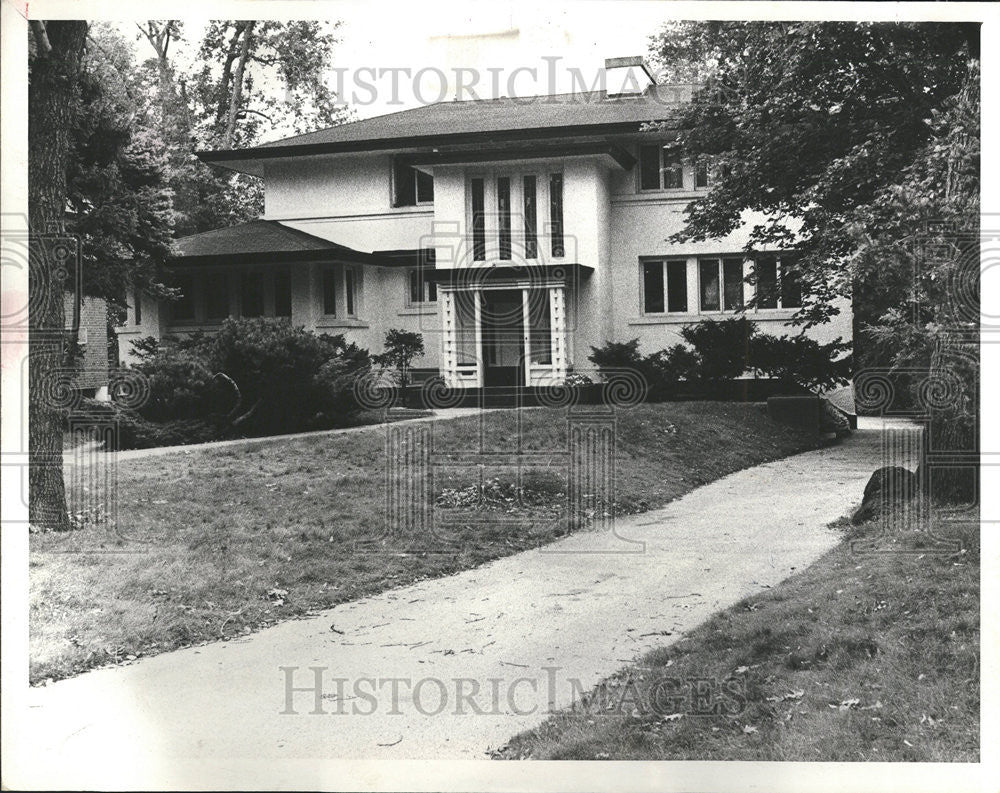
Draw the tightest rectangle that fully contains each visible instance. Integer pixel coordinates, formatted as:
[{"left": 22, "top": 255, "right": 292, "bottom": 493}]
[{"left": 481, "top": 289, "right": 523, "bottom": 388}]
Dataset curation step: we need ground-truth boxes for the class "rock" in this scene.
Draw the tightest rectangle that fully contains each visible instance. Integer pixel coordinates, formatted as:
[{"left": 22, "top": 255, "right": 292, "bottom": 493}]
[{"left": 850, "top": 466, "right": 918, "bottom": 525}]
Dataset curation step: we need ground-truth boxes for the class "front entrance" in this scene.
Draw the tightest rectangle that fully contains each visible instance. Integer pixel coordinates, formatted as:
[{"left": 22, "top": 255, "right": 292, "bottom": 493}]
[{"left": 480, "top": 289, "right": 524, "bottom": 388}]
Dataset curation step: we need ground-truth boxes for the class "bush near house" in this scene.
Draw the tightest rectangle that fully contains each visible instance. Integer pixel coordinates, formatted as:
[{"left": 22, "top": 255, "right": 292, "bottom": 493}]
[
  {"left": 92, "top": 319, "right": 373, "bottom": 448},
  {"left": 589, "top": 318, "right": 852, "bottom": 399}
]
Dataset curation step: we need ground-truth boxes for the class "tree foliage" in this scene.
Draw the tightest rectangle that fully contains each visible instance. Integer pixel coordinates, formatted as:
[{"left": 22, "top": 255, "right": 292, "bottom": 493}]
[{"left": 649, "top": 21, "right": 979, "bottom": 499}]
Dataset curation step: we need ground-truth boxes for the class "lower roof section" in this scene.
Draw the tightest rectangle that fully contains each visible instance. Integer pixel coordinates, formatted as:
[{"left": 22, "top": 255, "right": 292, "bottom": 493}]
[{"left": 169, "top": 220, "right": 434, "bottom": 267}]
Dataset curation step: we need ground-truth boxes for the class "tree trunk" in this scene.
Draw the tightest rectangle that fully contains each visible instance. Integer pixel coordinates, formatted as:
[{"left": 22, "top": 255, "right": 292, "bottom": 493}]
[
  {"left": 222, "top": 21, "right": 255, "bottom": 148},
  {"left": 28, "top": 21, "right": 88, "bottom": 531}
]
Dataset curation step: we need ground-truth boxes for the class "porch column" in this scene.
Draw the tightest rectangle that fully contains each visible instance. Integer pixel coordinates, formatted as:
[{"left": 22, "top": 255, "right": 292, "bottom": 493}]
[
  {"left": 440, "top": 288, "right": 457, "bottom": 386},
  {"left": 473, "top": 290, "right": 484, "bottom": 388},
  {"left": 521, "top": 287, "right": 531, "bottom": 387},
  {"left": 550, "top": 285, "right": 568, "bottom": 382}
]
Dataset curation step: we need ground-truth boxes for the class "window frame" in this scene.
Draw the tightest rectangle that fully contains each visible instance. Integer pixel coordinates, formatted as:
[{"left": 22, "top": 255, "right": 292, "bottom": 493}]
[
  {"left": 697, "top": 256, "right": 747, "bottom": 314},
  {"left": 406, "top": 267, "right": 438, "bottom": 307},
  {"left": 637, "top": 143, "right": 686, "bottom": 192},
  {"left": 392, "top": 157, "right": 434, "bottom": 207},
  {"left": 752, "top": 254, "right": 802, "bottom": 311},
  {"left": 639, "top": 258, "right": 690, "bottom": 316},
  {"left": 203, "top": 271, "right": 231, "bottom": 322},
  {"left": 344, "top": 265, "right": 359, "bottom": 317}
]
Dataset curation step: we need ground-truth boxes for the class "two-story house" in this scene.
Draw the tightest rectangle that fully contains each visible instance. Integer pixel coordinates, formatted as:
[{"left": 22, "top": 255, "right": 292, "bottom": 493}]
[{"left": 116, "top": 56, "right": 852, "bottom": 393}]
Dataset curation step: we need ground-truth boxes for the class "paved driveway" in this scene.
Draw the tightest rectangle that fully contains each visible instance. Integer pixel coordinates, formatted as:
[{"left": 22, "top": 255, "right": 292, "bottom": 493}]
[{"left": 11, "top": 419, "right": 913, "bottom": 788}]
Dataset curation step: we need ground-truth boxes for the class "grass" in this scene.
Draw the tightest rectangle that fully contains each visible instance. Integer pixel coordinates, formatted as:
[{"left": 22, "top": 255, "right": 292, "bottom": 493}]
[
  {"left": 31, "top": 402, "right": 819, "bottom": 684},
  {"left": 492, "top": 507, "right": 979, "bottom": 762}
]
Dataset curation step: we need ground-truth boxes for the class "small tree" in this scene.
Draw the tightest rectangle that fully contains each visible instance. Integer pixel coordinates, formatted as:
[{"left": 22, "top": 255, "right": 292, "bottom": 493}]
[{"left": 374, "top": 329, "right": 425, "bottom": 389}]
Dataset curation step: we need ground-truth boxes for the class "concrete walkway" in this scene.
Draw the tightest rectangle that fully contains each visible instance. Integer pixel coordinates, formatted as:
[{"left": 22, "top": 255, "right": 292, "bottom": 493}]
[{"left": 13, "top": 419, "right": 913, "bottom": 788}]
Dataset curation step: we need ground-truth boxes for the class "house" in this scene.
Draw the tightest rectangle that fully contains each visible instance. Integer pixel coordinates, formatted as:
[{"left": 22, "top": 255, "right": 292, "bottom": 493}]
[{"left": 115, "top": 56, "right": 852, "bottom": 393}]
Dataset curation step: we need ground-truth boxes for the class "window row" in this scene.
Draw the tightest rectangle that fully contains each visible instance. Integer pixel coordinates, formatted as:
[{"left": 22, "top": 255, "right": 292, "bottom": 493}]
[
  {"left": 469, "top": 172, "right": 564, "bottom": 262},
  {"left": 641, "top": 255, "right": 802, "bottom": 316},
  {"left": 638, "top": 144, "right": 714, "bottom": 192},
  {"left": 165, "top": 266, "right": 363, "bottom": 324}
]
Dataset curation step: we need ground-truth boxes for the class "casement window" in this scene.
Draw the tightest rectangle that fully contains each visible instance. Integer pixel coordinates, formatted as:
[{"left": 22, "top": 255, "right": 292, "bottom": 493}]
[
  {"left": 523, "top": 175, "right": 538, "bottom": 259},
  {"left": 638, "top": 144, "right": 684, "bottom": 191},
  {"left": 641, "top": 259, "right": 688, "bottom": 314},
  {"left": 471, "top": 178, "right": 486, "bottom": 261},
  {"left": 171, "top": 273, "right": 196, "bottom": 321},
  {"left": 204, "top": 272, "right": 230, "bottom": 320},
  {"left": 133, "top": 292, "right": 142, "bottom": 325},
  {"left": 392, "top": 158, "right": 433, "bottom": 206},
  {"left": 528, "top": 292, "right": 552, "bottom": 365},
  {"left": 699, "top": 257, "right": 746, "bottom": 312},
  {"left": 754, "top": 255, "right": 802, "bottom": 309},
  {"left": 549, "top": 173, "right": 564, "bottom": 257},
  {"left": 695, "top": 159, "right": 710, "bottom": 189},
  {"left": 497, "top": 176, "right": 512, "bottom": 260},
  {"left": 273, "top": 269, "right": 292, "bottom": 318},
  {"left": 322, "top": 268, "right": 338, "bottom": 316},
  {"left": 345, "top": 266, "right": 359, "bottom": 316},
  {"left": 407, "top": 267, "right": 437, "bottom": 305},
  {"left": 241, "top": 271, "right": 265, "bottom": 318}
]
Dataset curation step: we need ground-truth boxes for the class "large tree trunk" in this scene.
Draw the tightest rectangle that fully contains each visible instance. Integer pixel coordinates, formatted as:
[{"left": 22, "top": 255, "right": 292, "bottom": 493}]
[{"left": 28, "top": 21, "right": 88, "bottom": 531}]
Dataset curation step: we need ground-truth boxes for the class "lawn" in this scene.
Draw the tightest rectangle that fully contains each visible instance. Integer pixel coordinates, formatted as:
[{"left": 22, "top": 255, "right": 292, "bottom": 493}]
[
  {"left": 31, "top": 402, "right": 820, "bottom": 684},
  {"left": 492, "top": 507, "right": 979, "bottom": 762}
]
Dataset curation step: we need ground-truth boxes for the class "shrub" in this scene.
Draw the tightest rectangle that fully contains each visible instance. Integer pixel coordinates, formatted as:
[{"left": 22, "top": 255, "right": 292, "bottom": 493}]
[
  {"left": 125, "top": 319, "right": 371, "bottom": 438},
  {"left": 70, "top": 398, "right": 217, "bottom": 450},
  {"left": 750, "top": 333, "right": 853, "bottom": 391},
  {"left": 372, "top": 329, "right": 425, "bottom": 388},
  {"left": 589, "top": 318, "right": 852, "bottom": 400}
]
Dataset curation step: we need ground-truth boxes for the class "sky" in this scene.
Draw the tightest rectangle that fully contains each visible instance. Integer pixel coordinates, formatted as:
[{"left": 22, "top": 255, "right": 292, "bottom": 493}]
[{"left": 122, "top": 1, "right": 677, "bottom": 125}]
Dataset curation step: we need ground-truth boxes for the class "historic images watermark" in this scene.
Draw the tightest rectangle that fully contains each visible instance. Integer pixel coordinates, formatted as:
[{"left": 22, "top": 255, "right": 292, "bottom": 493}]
[{"left": 279, "top": 665, "right": 747, "bottom": 718}]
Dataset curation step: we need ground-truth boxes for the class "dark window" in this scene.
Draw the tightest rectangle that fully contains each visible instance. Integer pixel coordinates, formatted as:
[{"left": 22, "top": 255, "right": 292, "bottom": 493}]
[
  {"left": 528, "top": 291, "right": 552, "bottom": 365},
  {"left": 723, "top": 258, "right": 745, "bottom": 311},
  {"left": 523, "top": 175, "right": 537, "bottom": 259},
  {"left": 699, "top": 259, "right": 721, "bottom": 312},
  {"left": 408, "top": 268, "right": 437, "bottom": 304},
  {"left": 497, "top": 176, "right": 511, "bottom": 260},
  {"left": 416, "top": 169, "right": 434, "bottom": 203},
  {"left": 322, "top": 268, "right": 337, "bottom": 315},
  {"left": 241, "top": 272, "right": 264, "bottom": 318},
  {"left": 345, "top": 267, "right": 357, "bottom": 316},
  {"left": 274, "top": 269, "right": 292, "bottom": 317},
  {"left": 639, "top": 145, "right": 661, "bottom": 190},
  {"left": 549, "top": 173, "right": 564, "bottom": 257},
  {"left": 172, "top": 273, "right": 195, "bottom": 321},
  {"left": 393, "top": 159, "right": 433, "bottom": 206},
  {"left": 205, "top": 272, "right": 229, "bottom": 320},
  {"left": 755, "top": 256, "right": 779, "bottom": 309},
  {"left": 780, "top": 261, "right": 803, "bottom": 308},
  {"left": 663, "top": 158, "right": 683, "bottom": 189},
  {"left": 642, "top": 261, "right": 665, "bottom": 314},
  {"left": 695, "top": 160, "right": 710, "bottom": 188},
  {"left": 471, "top": 178, "right": 486, "bottom": 261},
  {"left": 666, "top": 260, "right": 688, "bottom": 313},
  {"left": 133, "top": 291, "right": 142, "bottom": 325}
]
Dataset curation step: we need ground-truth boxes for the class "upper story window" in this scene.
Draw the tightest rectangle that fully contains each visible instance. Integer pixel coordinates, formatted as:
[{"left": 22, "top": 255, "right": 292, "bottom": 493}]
[
  {"left": 392, "top": 158, "right": 433, "bottom": 206},
  {"left": 639, "top": 144, "right": 683, "bottom": 191},
  {"left": 407, "top": 267, "right": 437, "bottom": 305}
]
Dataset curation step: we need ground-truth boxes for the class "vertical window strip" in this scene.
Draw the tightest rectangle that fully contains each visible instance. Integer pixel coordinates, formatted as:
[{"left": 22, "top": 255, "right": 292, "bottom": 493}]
[
  {"left": 274, "top": 269, "right": 292, "bottom": 317},
  {"left": 549, "top": 173, "right": 564, "bottom": 257},
  {"left": 471, "top": 178, "right": 486, "bottom": 261},
  {"left": 523, "top": 175, "right": 537, "bottom": 259},
  {"left": 322, "top": 268, "right": 337, "bottom": 315},
  {"left": 133, "top": 291, "right": 142, "bottom": 325},
  {"left": 497, "top": 176, "right": 511, "bottom": 261},
  {"left": 666, "top": 260, "right": 688, "bottom": 313},
  {"left": 642, "top": 260, "right": 665, "bottom": 314},
  {"left": 345, "top": 267, "right": 356, "bottom": 316},
  {"left": 755, "top": 256, "right": 779, "bottom": 309},
  {"left": 699, "top": 259, "right": 721, "bottom": 312},
  {"left": 205, "top": 272, "right": 229, "bottom": 320},
  {"left": 722, "top": 258, "right": 745, "bottom": 311}
]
